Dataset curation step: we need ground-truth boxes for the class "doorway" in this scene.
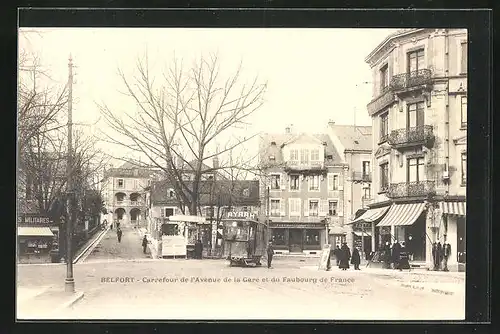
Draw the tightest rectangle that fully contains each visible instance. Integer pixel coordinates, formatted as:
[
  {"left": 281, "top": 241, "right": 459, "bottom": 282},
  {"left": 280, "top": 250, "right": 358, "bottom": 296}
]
[{"left": 289, "top": 229, "right": 303, "bottom": 253}]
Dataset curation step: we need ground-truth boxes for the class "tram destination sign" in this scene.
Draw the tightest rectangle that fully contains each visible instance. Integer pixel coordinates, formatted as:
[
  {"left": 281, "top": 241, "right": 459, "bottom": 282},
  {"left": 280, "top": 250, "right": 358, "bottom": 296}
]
[{"left": 225, "top": 211, "right": 257, "bottom": 220}]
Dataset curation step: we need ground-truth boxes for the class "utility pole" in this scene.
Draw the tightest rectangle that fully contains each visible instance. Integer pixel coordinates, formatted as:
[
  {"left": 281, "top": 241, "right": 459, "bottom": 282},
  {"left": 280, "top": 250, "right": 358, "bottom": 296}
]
[{"left": 65, "top": 54, "right": 75, "bottom": 293}]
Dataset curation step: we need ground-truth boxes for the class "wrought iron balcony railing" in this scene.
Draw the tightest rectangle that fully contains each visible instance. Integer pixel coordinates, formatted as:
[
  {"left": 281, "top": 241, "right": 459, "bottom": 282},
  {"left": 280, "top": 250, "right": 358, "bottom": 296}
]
[
  {"left": 387, "top": 125, "right": 434, "bottom": 148},
  {"left": 390, "top": 69, "right": 432, "bottom": 91},
  {"left": 367, "top": 86, "right": 396, "bottom": 116},
  {"left": 386, "top": 180, "right": 436, "bottom": 199},
  {"left": 352, "top": 172, "right": 372, "bottom": 182}
]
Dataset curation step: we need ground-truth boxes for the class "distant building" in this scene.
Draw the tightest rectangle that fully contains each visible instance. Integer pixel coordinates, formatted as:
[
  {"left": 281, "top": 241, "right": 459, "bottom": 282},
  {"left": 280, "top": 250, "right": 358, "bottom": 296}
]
[
  {"left": 363, "top": 28, "right": 467, "bottom": 270},
  {"left": 259, "top": 127, "right": 348, "bottom": 256},
  {"left": 328, "top": 122, "right": 373, "bottom": 256}
]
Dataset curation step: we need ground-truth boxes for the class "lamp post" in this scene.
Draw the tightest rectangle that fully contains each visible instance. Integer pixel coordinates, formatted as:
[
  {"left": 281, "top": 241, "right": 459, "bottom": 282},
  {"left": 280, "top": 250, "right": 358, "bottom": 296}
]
[{"left": 65, "top": 54, "right": 75, "bottom": 293}]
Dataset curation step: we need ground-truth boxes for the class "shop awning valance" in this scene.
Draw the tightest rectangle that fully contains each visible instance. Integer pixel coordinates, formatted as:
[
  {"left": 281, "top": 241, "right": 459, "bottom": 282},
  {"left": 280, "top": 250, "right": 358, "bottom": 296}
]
[
  {"left": 439, "top": 201, "right": 466, "bottom": 216},
  {"left": 377, "top": 203, "right": 426, "bottom": 227},
  {"left": 353, "top": 231, "right": 372, "bottom": 237},
  {"left": 18, "top": 226, "right": 54, "bottom": 237},
  {"left": 348, "top": 206, "right": 390, "bottom": 225}
]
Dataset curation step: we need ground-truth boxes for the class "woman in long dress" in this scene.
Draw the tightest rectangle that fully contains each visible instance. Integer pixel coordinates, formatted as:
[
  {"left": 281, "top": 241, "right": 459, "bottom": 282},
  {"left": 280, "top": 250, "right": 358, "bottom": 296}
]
[{"left": 339, "top": 243, "right": 351, "bottom": 270}]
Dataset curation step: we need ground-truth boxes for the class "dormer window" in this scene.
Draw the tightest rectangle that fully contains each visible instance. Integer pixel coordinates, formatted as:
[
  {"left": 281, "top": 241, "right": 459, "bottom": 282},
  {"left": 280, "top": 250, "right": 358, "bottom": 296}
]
[
  {"left": 269, "top": 155, "right": 276, "bottom": 161},
  {"left": 289, "top": 149, "right": 299, "bottom": 161},
  {"left": 270, "top": 141, "right": 276, "bottom": 146},
  {"left": 311, "top": 149, "right": 320, "bottom": 161}
]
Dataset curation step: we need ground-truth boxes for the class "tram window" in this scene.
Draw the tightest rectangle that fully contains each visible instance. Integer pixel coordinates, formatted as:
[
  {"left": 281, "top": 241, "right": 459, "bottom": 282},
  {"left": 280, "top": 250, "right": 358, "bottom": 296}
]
[{"left": 162, "top": 224, "right": 179, "bottom": 236}]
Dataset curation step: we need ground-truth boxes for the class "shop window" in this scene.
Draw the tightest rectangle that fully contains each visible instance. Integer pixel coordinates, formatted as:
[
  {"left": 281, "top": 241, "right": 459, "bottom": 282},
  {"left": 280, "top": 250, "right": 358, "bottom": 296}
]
[
  {"left": 272, "top": 228, "right": 287, "bottom": 246},
  {"left": 304, "top": 230, "right": 321, "bottom": 246}
]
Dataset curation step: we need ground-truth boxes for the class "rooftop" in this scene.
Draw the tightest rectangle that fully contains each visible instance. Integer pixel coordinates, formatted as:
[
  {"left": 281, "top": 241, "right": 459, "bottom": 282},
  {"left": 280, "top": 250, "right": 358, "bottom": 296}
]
[{"left": 330, "top": 124, "right": 372, "bottom": 152}]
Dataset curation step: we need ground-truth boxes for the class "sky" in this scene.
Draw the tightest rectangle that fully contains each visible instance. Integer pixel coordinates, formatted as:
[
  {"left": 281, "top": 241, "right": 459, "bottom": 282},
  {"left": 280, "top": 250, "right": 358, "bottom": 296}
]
[{"left": 18, "top": 28, "right": 399, "bottom": 168}]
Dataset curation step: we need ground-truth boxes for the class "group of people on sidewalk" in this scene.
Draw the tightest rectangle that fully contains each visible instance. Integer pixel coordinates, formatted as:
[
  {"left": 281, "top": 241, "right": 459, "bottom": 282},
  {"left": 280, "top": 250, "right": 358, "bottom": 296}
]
[
  {"left": 326, "top": 242, "right": 362, "bottom": 271},
  {"left": 380, "top": 240, "right": 411, "bottom": 271}
]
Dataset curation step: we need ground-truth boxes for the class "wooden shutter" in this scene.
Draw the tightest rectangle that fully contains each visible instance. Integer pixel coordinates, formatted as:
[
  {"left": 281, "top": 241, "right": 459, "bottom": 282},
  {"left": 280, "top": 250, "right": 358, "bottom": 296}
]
[
  {"left": 327, "top": 173, "right": 334, "bottom": 191},
  {"left": 337, "top": 200, "right": 344, "bottom": 217},
  {"left": 280, "top": 199, "right": 286, "bottom": 216},
  {"left": 280, "top": 173, "right": 286, "bottom": 190},
  {"left": 303, "top": 199, "right": 309, "bottom": 216},
  {"left": 319, "top": 200, "right": 328, "bottom": 217}
]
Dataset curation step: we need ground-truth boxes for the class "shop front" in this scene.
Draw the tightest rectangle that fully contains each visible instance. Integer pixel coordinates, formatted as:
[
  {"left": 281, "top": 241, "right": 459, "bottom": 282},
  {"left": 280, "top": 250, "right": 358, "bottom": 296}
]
[
  {"left": 348, "top": 205, "right": 390, "bottom": 253},
  {"left": 439, "top": 201, "right": 466, "bottom": 271},
  {"left": 352, "top": 222, "right": 372, "bottom": 260},
  {"left": 269, "top": 222, "right": 326, "bottom": 256},
  {"left": 17, "top": 215, "right": 58, "bottom": 263}
]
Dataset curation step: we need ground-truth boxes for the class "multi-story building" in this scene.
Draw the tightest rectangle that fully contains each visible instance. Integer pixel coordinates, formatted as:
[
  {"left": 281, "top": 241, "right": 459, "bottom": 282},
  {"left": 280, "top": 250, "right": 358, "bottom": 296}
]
[
  {"left": 259, "top": 127, "right": 349, "bottom": 256},
  {"left": 327, "top": 122, "right": 374, "bottom": 256},
  {"left": 101, "top": 162, "right": 160, "bottom": 227},
  {"left": 362, "top": 28, "right": 467, "bottom": 271}
]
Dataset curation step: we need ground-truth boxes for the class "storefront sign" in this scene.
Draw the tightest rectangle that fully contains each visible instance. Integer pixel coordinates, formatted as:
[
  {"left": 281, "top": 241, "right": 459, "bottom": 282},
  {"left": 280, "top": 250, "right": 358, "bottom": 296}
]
[
  {"left": 17, "top": 215, "right": 52, "bottom": 226},
  {"left": 318, "top": 244, "right": 331, "bottom": 270},
  {"left": 270, "top": 223, "right": 324, "bottom": 229},
  {"left": 353, "top": 222, "right": 371, "bottom": 230},
  {"left": 225, "top": 211, "right": 257, "bottom": 220}
]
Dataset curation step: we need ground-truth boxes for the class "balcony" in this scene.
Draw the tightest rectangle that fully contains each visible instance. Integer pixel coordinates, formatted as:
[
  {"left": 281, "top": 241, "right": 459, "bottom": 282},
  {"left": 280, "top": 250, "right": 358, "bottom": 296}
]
[
  {"left": 114, "top": 199, "right": 146, "bottom": 207},
  {"left": 390, "top": 69, "right": 432, "bottom": 94},
  {"left": 284, "top": 160, "right": 326, "bottom": 172},
  {"left": 386, "top": 181, "right": 436, "bottom": 199},
  {"left": 387, "top": 125, "right": 435, "bottom": 150},
  {"left": 352, "top": 172, "right": 372, "bottom": 183},
  {"left": 367, "top": 86, "right": 397, "bottom": 116}
]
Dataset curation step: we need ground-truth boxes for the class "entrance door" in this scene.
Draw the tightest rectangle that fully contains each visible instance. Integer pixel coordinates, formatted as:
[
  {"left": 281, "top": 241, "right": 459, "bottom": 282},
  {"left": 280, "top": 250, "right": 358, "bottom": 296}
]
[{"left": 289, "top": 229, "right": 303, "bottom": 253}]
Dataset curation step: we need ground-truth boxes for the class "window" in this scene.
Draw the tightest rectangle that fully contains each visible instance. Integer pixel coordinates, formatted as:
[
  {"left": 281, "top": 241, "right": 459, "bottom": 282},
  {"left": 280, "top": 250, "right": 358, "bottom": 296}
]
[
  {"left": 460, "top": 42, "right": 467, "bottom": 73},
  {"left": 380, "top": 113, "right": 389, "bottom": 142},
  {"left": 363, "top": 186, "right": 371, "bottom": 199},
  {"left": 289, "top": 198, "right": 301, "bottom": 216},
  {"left": 289, "top": 149, "right": 299, "bottom": 161},
  {"left": 272, "top": 229, "right": 286, "bottom": 245},
  {"left": 461, "top": 152, "right": 467, "bottom": 185},
  {"left": 407, "top": 49, "right": 425, "bottom": 73},
  {"left": 304, "top": 230, "right": 320, "bottom": 246},
  {"left": 311, "top": 149, "right": 320, "bottom": 161},
  {"left": 270, "top": 199, "right": 281, "bottom": 217},
  {"left": 407, "top": 157, "right": 425, "bottom": 182},
  {"left": 407, "top": 102, "right": 425, "bottom": 128},
  {"left": 225, "top": 223, "right": 249, "bottom": 242},
  {"left": 328, "top": 201, "right": 338, "bottom": 216},
  {"left": 161, "top": 223, "right": 178, "bottom": 236},
  {"left": 461, "top": 96, "right": 467, "bottom": 128},
  {"left": 362, "top": 161, "right": 371, "bottom": 177},
  {"left": 168, "top": 189, "right": 175, "bottom": 198},
  {"left": 380, "top": 163, "right": 389, "bottom": 191},
  {"left": 270, "top": 174, "right": 281, "bottom": 190},
  {"left": 117, "top": 179, "right": 124, "bottom": 188},
  {"left": 309, "top": 200, "right": 319, "bottom": 216},
  {"left": 328, "top": 174, "right": 339, "bottom": 191},
  {"left": 290, "top": 175, "right": 300, "bottom": 191},
  {"left": 380, "top": 64, "right": 389, "bottom": 91},
  {"left": 242, "top": 188, "right": 250, "bottom": 197},
  {"left": 300, "top": 149, "right": 309, "bottom": 164},
  {"left": 309, "top": 175, "right": 320, "bottom": 191}
]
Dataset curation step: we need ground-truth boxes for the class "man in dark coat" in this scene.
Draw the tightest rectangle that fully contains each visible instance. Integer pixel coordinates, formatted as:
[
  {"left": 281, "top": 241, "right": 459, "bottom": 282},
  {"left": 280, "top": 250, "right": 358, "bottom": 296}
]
[
  {"left": 397, "top": 241, "right": 411, "bottom": 270},
  {"left": 142, "top": 235, "right": 148, "bottom": 253},
  {"left": 442, "top": 242, "right": 451, "bottom": 271},
  {"left": 436, "top": 242, "right": 443, "bottom": 270},
  {"left": 117, "top": 228, "right": 122, "bottom": 243},
  {"left": 339, "top": 243, "right": 351, "bottom": 270},
  {"left": 383, "top": 242, "right": 391, "bottom": 269},
  {"left": 334, "top": 245, "right": 341, "bottom": 267},
  {"left": 194, "top": 239, "right": 203, "bottom": 259},
  {"left": 391, "top": 241, "right": 401, "bottom": 270},
  {"left": 266, "top": 241, "right": 274, "bottom": 269},
  {"left": 351, "top": 246, "right": 361, "bottom": 270},
  {"left": 432, "top": 242, "right": 438, "bottom": 270}
]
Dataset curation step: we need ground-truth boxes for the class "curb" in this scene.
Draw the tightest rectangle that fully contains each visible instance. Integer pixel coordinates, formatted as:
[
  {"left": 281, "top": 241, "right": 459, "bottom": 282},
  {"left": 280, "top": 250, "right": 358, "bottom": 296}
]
[
  {"left": 74, "top": 227, "right": 110, "bottom": 264},
  {"left": 53, "top": 291, "right": 85, "bottom": 314}
]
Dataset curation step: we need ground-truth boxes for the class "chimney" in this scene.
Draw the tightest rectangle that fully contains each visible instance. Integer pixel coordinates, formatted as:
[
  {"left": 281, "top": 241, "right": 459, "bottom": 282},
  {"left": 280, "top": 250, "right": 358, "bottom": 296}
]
[{"left": 328, "top": 119, "right": 335, "bottom": 127}]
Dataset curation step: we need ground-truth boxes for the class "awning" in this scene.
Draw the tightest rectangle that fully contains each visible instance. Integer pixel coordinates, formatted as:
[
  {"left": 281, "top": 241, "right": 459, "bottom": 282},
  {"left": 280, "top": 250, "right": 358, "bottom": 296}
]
[
  {"left": 439, "top": 201, "right": 466, "bottom": 216},
  {"left": 18, "top": 226, "right": 54, "bottom": 237},
  {"left": 348, "top": 206, "right": 390, "bottom": 224},
  {"left": 377, "top": 202, "right": 426, "bottom": 227},
  {"left": 353, "top": 231, "right": 372, "bottom": 237}
]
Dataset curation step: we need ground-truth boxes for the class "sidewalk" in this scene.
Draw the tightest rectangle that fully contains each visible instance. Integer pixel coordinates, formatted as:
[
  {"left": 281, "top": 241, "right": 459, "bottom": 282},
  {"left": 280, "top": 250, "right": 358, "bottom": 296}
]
[
  {"left": 135, "top": 227, "right": 159, "bottom": 259},
  {"left": 17, "top": 286, "right": 84, "bottom": 319}
]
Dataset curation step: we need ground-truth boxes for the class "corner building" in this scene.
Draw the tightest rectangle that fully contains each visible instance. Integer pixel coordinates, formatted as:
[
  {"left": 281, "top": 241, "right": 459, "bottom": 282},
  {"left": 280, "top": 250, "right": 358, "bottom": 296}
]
[
  {"left": 259, "top": 128, "right": 349, "bottom": 256},
  {"left": 362, "top": 29, "right": 467, "bottom": 271}
]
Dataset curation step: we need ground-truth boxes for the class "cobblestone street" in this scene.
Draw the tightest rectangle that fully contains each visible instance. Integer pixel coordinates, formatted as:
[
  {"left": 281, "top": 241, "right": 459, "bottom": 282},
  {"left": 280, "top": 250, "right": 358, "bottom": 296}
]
[{"left": 17, "top": 225, "right": 465, "bottom": 320}]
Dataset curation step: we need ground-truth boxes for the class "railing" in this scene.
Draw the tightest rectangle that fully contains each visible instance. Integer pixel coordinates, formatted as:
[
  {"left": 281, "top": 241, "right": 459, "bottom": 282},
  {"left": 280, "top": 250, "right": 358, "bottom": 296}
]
[
  {"left": 387, "top": 125, "right": 434, "bottom": 148},
  {"left": 390, "top": 69, "right": 432, "bottom": 91},
  {"left": 284, "top": 160, "right": 325, "bottom": 171},
  {"left": 367, "top": 86, "right": 396, "bottom": 116},
  {"left": 352, "top": 172, "right": 372, "bottom": 182},
  {"left": 114, "top": 199, "right": 146, "bottom": 207},
  {"left": 386, "top": 180, "right": 436, "bottom": 198}
]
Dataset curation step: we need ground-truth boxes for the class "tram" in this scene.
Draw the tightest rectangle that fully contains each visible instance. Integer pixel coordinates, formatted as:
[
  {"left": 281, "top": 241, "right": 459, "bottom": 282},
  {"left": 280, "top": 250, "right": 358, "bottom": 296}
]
[
  {"left": 160, "top": 215, "right": 208, "bottom": 258},
  {"left": 221, "top": 212, "right": 268, "bottom": 267}
]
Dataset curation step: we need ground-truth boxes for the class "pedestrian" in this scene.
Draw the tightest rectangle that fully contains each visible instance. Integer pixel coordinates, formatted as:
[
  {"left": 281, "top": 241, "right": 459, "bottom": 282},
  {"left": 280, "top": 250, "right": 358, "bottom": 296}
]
[
  {"left": 326, "top": 245, "right": 334, "bottom": 271},
  {"left": 110, "top": 221, "right": 113, "bottom": 230},
  {"left": 351, "top": 246, "right": 361, "bottom": 270},
  {"left": 334, "top": 245, "right": 341, "bottom": 267},
  {"left": 116, "top": 221, "right": 120, "bottom": 229},
  {"left": 383, "top": 242, "right": 391, "bottom": 269},
  {"left": 397, "top": 241, "right": 411, "bottom": 271},
  {"left": 266, "top": 241, "right": 274, "bottom": 269},
  {"left": 442, "top": 241, "right": 451, "bottom": 271},
  {"left": 142, "top": 235, "right": 148, "bottom": 254},
  {"left": 391, "top": 240, "right": 401, "bottom": 270},
  {"left": 117, "top": 228, "right": 122, "bottom": 243},
  {"left": 194, "top": 239, "right": 203, "bottom": 259},
  {"left": 436, "top": 241, "right": 443, "bottom": 271},
  {"left": 339, "top": 242, "right": 351, "bottom": 270}
]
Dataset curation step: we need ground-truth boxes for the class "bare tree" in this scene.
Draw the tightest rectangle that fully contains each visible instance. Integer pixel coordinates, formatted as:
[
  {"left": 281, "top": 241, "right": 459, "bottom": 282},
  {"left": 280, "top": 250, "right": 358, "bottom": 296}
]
[{"left": 98, "top": 53, "right": 267, "bottom": 215}]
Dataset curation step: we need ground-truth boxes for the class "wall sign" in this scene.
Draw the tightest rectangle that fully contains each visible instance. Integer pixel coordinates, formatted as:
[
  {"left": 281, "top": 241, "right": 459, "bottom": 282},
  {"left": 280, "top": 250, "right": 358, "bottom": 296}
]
[
  {"left": 270, "top": 223, "right": 325, "bottom": 229},
  {"left": 17, "top": 215, "right": 52, "bottom": 225},
  {"left": 225, "top": 211, "right": 257, "bottom": 220}
]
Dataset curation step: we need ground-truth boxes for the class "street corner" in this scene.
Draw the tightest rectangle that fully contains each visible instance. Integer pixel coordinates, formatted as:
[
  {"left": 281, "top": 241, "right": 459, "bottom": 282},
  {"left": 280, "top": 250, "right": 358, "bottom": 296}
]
[{"left": 17, "top": 288, "right": 85, "bottom": 319}]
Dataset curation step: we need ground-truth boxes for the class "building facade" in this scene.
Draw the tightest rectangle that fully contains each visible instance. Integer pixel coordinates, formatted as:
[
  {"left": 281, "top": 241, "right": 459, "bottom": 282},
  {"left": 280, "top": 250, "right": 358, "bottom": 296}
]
[
  {"left": 328, "top": 123, "right": 374, "bottom": 256},
  {"left": 259, "top": 128, "right": 348, "bottom": 256},
  {"left": 363, "top": 28, "right": 467, "bottom": 271}
]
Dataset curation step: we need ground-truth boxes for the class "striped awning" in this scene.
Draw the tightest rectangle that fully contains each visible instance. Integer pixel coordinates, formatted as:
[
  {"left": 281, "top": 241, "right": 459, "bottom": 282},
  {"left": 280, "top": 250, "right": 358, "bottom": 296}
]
[
  {"left": 348, "top": 206, "right": 390, "bottom": 225},
  {"left": 353, "top": 231, "right": 372, "bottom": 237},
  {"left": 440, "top": 201, "right": 466, "bottom": 216},
  {"left": 377, "top": 202, "right": 426, "bottom": 227},
  {"left": 18, "top": 226, "right": 55, "bottom": 237}
]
